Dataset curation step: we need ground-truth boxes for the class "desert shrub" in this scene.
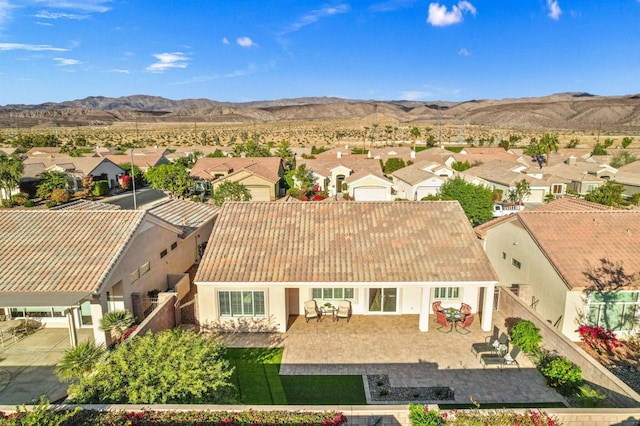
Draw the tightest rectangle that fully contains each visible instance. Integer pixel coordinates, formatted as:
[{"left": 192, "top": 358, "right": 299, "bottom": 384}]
[
  {"left": 578, "top": 324, "right": 622, "bottom": 354},
  {"left": 91, "top": 180, "right": 110, "bottom": 196},
  {"left": 539, "top": 355, "right": 583, "bottom": 395},
  {"left": 510, "top": 320, "right": 542, "bottom": 354},
  {"left": 408, "top": 404, "right": 446, "bottom": 426},
  {"left": 573, "top": 384, "right": 607, "bottom": 407}
]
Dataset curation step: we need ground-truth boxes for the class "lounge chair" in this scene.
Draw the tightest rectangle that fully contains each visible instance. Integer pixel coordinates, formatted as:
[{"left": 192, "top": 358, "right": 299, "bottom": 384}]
[
  {"left": 304, "top": 300, "right": 320, "bottom": 323},
  {"left": 480, "top": 346, "right": 521, "bottom": 369},
  {"left": 336, "top": 300, "right": 352, "bottom": 322},
  {"left": 471, "top": 331, "right": 509, "bottom": 357},
  {"left": 456, "top": 314, "right": 474, "bottom": 334},
  {"left": 436, "top": 311, "right": 453, "bottom": 332}
]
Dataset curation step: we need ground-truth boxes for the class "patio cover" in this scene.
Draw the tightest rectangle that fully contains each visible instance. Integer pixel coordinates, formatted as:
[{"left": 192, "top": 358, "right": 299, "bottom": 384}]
[{"left": 0, "top": 291, "right": 92, "bottom": 307}]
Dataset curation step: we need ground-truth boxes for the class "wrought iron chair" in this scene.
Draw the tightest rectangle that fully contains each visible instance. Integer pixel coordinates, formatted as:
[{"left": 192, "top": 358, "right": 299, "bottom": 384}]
[
  {"left": 436, "top": 311, "right": 453, "bottom": 333},
  {"left": 304, "top": 300, "right": 320, "bottom": 323}
]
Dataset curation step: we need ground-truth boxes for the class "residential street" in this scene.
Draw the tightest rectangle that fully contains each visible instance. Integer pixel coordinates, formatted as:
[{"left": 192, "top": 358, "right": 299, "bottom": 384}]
[{"left": 103, "top": 187, "right": 168, "bottom": 210}]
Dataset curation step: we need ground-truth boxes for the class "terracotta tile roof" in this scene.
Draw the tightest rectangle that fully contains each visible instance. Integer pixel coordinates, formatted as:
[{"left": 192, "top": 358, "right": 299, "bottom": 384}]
[
  {"left": 51, "top": 200, "right": 122, "bottom": 210},
  {"left": 534, "top": 197, "right": 614, "bottom": 212},
  {"left": 190, "top": 157, "right": 283, "bottom": 181},
  {"left": 0, "top": 210, "right": 146, "bottom": 296},
  {"left": 22, "top": 156, "right": 123, "bottom": 178},
  {"left": 392, "top": 160, "right": 450, "bottom": 185},
  {"left": 195, "top": 201, "right": 498, "bottom": 284},
  {"left": 517, "top": 210, "right": 640, "bottom": 290},
  {"left": 296, "top": 157, "right": 383, "bottom": 177},
  {"left": 106, "top": 153, "right": 167, "bottom": 170},
  {"left": 149, "top": 199, "right": 219, "bottom": 236}
]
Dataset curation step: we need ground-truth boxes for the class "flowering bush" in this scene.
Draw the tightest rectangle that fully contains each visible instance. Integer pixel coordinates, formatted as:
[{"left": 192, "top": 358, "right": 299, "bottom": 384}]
[
  {"left": 409, "top": 405, "right": 560, "bottom": 426},
  {"left": 51, "top": 188, "right": 71, "bottom": 204},
  {"left": 578, "top": 324, "right": 622, "bottom": 353},
  {"left": 408, "top": 404, "right": 446, "bottom": 426},
  {"left": 312, "top": 194, "right": 325, "bottom": 201}
]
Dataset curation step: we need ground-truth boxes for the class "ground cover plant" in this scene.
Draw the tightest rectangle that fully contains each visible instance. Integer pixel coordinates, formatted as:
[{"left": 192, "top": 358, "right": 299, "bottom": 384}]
[
  {"left": 225, "top": 348, "right": 366, "bottom": 405},
  {"left": 408, "top": 403, "right": 560, "bottom": 426}
]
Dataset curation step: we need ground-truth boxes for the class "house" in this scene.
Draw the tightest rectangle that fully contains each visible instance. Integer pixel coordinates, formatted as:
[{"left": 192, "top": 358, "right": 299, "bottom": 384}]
[
  {"left": 475, "top": 198, "right": 639, "bottom": 341},
  {"left": 345, "top": 170, "right": 394, "bottom": 201},
  {"left": 0, "top": 208, "right": 213, "bottom": 345},
  {"left": 392, "top": 160, "right": 455, "bottom": 200},
  {"left": 21, "top": 156, "right": 125, "bottom": 194},
  {"left": 190, "top": 157, "right": 285, "bottom": 201},
  {"left": 544, "top": 162, "right": 608, "bottom": 195},
  {"left": 106, "top": 153, "right": 169, "bottom": 173},
  {"left": 194, "top": 201, "right": 498, "bottom": 333},
  {"left": 612, "top": 160, "right": 640, "bottom": 199}
]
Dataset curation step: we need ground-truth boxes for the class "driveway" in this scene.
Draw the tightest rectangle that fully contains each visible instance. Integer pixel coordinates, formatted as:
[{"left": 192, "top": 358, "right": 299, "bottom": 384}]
[{"left": 0, "top": 328, "right": 93, "bottom": 406}]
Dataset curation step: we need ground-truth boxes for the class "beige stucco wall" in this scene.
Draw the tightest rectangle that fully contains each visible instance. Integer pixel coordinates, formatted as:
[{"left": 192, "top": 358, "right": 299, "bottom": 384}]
[
  {"left": 213, "top": 172, "right": 277, "bottom": 201},
  {"left": 483, "top": 220, "right": 574, "bottom": 338},
  {"left": 91, "top": 161, "right": 125, "bottom": 188}
]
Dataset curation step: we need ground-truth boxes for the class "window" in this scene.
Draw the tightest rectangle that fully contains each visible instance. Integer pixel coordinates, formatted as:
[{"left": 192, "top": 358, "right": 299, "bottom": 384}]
[
  {"left": 140, "top": 261, "right": 150, "bottom": 275},
  {"left": 311, "top": 288, "right": 355, "bottom": 300},
  {"left": 129, "top": 269, "right": 140, "bottom": 284},
  {"left": 219, "top": 291, "right": 265, "bottom": 317},
  {"left": 512, "top": 258, "right": 522, "bottom": 269},
  {"left": 171, "top": 241, "right": 178, "bottom": 250},
  {"left": 552, "top": 184, "right": 563, "bottom": 194},
  {"left": 160, "top": 249, "right": 168, "bottom": 258},
  {"left": 9, "top": 307, "right": 64, "bottom": 318},
  {"left": 433, "top": 287, "right": 460, "bottom": 300},
  {"left": 587, "top": 291, "right": 638, "bottom": 332},
  {"left": 502, "top": 252, "right": 507, "bottom": 260},
  {"left": 586, "top": 183, "right": 599, "bottom": 193}
]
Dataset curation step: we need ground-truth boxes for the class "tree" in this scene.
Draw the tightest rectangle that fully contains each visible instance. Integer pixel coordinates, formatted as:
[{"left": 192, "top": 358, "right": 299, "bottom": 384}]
[
  {"left": 584, "top": 181, "right": 624, "bottom": 207},
  {"left": 288, "top": 163, "right": 314, "bottom": 195},
  {"left": 231, "top": 140, "right": 271, "bottom": 157},
  {"left": 36, "top": 170, "right": 69, "bottom": 199},
  {"left": 213, "top": 180, "right": 252, "bottom": 206},
  {"left": 206, "top": 149, "right": 226, "bottom": 158},
  {"left": 609, "top": 151, "right": 637, "bottom": 168},
  {"left": 435, "top": 177, "right": 494, "bottom": 226},
  {"left": 508, "top": 179, "right": 532, "bottom": 205},
  {"left": 100, "top": 310, "right": 135, "bottom": 341},
  {"left": 56, "top": 341, "right": 106, "bottom": 382},
  {"left": 383, "top": 157, "right": 406, "bottom": 174},
  {"left": 68, "top": 329, "right": 236, "bottom": 404},
  {"left": 451, "top": 160, "right": 472, "bottom": 172},
  {"left": 409, "top": 126, "right": 421, "bottom": 149},
  {"left": 621, "top": 137, "right": 634, "bottom": 149},
  {"left": 275, "top": 140, "right": 294, "bottom": 167},
  {"left": 0, "top": 153, "right": 24, "bottom": 205},
  {"left": 145, "top": 163, "right": 192, "bottom": 198},
  {"left": 524, "top": 140, "right": 545, "bottom": 168},
  {"left": 591, "top": 142, "right": 608, "bottom": 156},
  {"left": 539, "top": 133, "right": 559, "bottom": 166}
]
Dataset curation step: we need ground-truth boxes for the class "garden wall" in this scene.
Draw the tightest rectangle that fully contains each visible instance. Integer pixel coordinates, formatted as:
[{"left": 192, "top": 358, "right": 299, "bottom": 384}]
[
  {"left": 499, "top": 287, "right": 640, "bottom": 408},
  {"left": 128, "top": 295, "right": 177, "bottom": 339}
]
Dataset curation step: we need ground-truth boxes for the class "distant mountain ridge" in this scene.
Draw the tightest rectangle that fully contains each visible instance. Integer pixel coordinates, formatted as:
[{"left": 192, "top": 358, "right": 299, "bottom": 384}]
[{"left": 1, "top": 92, "right": 639, "bottom": 131}]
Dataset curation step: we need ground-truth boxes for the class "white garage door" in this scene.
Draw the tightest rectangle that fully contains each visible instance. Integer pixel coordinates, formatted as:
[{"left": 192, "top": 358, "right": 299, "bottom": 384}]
[
  {"left": 248, "top": 186, "right": 271, "bottom": 202},
  {"left": 353, "top": 186, "right": 387, "bottom": 201},
  {"left": 416, "top": 186, "right": 439, "bottom": 200},
  {"left": 527, "top": 189, "right": 545, "bottom": 203}
]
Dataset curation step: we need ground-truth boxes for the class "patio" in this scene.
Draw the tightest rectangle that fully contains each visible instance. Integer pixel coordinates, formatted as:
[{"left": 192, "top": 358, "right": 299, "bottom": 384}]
[
  {"left": 215, "top": 312, "right": 567, "bottom": 406},
  {"left": 0, "top": 327, "right": 93, "bottom": 405}
]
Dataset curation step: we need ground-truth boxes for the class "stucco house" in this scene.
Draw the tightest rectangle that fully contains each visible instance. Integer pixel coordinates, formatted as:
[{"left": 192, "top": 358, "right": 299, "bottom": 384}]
[
  {"left": 190, "top": 157, "right": 285, "bottom": 201},
  {"left": 194, "top": 201, "right": 498, "bottom": 333},
  {"left": 0, "top": 207, "right": 216, "bottom": 345},
  {"left": 105, "top": 153, "right": 169, "bottom": 173},
  {"left": 475, "top": 198, "right": 639, "bottom": 341},
  {"left": 392, "top": 160, "right": 455, "bottom": 200}
]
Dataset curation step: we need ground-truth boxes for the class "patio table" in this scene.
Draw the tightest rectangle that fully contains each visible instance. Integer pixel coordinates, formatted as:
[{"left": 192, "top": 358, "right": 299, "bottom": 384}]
[
  {"left": 444, "top": 308, "right": 462, "bottom": 329},
  {"left": 320, "top": 306, "right": 336, "bottom": 322},
  {"left": 0, "top": 320, "right": 22, "bottom": 348}
]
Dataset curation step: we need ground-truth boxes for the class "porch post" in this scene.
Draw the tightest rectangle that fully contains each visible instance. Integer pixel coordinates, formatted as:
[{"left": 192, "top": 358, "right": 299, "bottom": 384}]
[
  {"left": 66, "top": 307, "right": 78, "bottom": 348},
  {"left": 419, "top": 286, "right": 431, "bottom": 332},
  {"left": 90, "top": 294, "right": 111, "bottom": 346},
  {"left": 481, "top": 283, "right": 495, "bottom": 332}
]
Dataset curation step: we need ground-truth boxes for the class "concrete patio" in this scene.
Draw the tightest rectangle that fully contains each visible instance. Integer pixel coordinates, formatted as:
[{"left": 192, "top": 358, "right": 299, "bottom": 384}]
[
  {"left": 216, "top": 312, "right": 567, "bottom": 406},
  {"left": 0, "top": 327, "right": 93, "bottom": 405}
]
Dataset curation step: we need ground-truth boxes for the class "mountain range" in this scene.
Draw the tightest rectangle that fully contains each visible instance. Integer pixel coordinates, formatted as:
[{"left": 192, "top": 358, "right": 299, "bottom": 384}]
[{"left": 1, "top": 92, "right": 639, "bottom": 132}]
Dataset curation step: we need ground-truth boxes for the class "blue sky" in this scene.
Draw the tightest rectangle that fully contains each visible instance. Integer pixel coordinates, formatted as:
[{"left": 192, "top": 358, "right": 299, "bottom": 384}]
[{"left": 1, "top": 1, "right": 639, "bottom": 105}]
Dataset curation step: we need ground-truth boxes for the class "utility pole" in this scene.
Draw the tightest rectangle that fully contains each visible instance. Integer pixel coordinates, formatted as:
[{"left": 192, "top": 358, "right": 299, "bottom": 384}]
[{"left": 131, "top": 148, "right": 137, "bottom": 210}]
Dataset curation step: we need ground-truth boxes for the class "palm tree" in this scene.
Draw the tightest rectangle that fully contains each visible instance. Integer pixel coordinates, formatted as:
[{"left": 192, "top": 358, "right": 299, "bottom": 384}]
[
  {"left": 539, "top": 133, "right": 559, "bottom": 167},
  {"left": 410, "top": 126, "right": 421, "bottom": 151},
  {"left": 100, "top": 310, "right": 135, "bottom": 340},
  {"left": 55, "top": 341, "right": 106, "bottom": 381}
]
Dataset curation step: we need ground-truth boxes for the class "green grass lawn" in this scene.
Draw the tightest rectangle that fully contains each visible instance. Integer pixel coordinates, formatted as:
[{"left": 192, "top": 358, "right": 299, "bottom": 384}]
[{"left": 225, "top": 348, "right": 366, "bottom": 405}]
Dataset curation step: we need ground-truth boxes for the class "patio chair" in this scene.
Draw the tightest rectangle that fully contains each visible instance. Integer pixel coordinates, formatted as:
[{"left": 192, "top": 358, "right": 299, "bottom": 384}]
[
  {"left": 456, "top": 314, "right": 474, "bottom": 334},
  {"left": 336, "top": 300, "right": 352, "bottom": 322},
  {"left": 459, "top": 302, "right": 472, "bottom": 316},
  {"left": 304, "top": 300, "right": 320, "bottom": 323},
  {"left": 24, "top": 318, "right": 43, "bottom": 334},
  {"left": 480, "top": 346, "right": 521, "bottom": 370},
  {"left": 436, "top": 311, "right": 453, "bottom": 333},
  {"left": 471, "top": 332, "right": 509, "bottom": 357}
]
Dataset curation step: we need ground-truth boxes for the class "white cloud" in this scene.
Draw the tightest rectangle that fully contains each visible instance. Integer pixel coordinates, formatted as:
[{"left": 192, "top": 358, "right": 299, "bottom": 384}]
[
  {"left": 236, "top": 36, "right": 257, "bottom": 48},
  {"left": 458, "top": 47, "right": 470, "bottom": 56},
  {"left": 106, "top": 69, "right": 130, "bottom": 74},
  {"left": 547, "top": 0, "right": 562, "bottom": 20},
  {"left": 427, "top": 1, "right": 476, "bottom": 27},
  {"left": 222, "top": 37, "right": 229, "bottom": 45},
  {"left": 0, "top": 42, "right": 68, "bottom": 51},
  {"left": 32, "top": 0, "right": 113, "bottom": 13},
  {"left": 0, "top": 0, "right": 15, "bottom": 26},
  {"left": 34, "top": 10, "right": 90, "bottom": 20},
  {"left": 53, "top": 57, "right": 80, "bottom": 66},
  {"left": 369, "top": 0, "right": 416, "bottom": 13},
  {"left": 401, "top": 91, "right": 430, "bottom": 101},
  {"left": 146, "top": 52, "right": 189, "bottom": 72},
  {"left": 283, "top": 4, "right": 350, "bottom": 34}
]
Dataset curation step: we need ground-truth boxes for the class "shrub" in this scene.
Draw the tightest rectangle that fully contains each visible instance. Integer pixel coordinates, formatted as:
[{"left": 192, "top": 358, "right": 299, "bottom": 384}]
[
  {"left": 408, "top": 404, "right": 446, "bottom": 426},
  {"left": 45, "top": 199, "right": 58, "bottom": 208},
  {"left": 540, "top": 355, "right": 583, "bottom": 395},
  {"left": 50, "top": 188, "right": 70, "bottom": 204},
  {"left": 510, "top": 320, "right": 542, "bottom": 354},
  {"left": 578, "top": 324, "right": 622, "bottom": 353},
  {"left": 11, "top": 192, "right": 28, "bottom": 204},
  {"left": 22, "top": 200, "right": 35, "bottom": 208},
  {"left": 312, "top": 194, "right": 325, "bottom": 201},
  {"left": 451, "top": 409, "right": 559, "bottom": 425},
  {"left": 573, "top": 384, "right": 607, "bottom": 407},
  {"left": 91, "top": 180, "right": 110, "bottom": 196},
  {"left": 1, "top": 199, "right": 12, "bottom": 208}
]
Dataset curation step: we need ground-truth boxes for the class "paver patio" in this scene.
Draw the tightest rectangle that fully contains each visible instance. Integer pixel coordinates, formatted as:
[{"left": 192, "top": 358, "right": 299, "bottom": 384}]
[{"left": 215, "top": 312, "right": 567, "bottom": 406}]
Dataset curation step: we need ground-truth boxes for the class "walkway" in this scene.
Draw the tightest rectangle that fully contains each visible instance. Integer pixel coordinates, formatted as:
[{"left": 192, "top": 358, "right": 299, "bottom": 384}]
[{"left": 216, "top": 313, "right": 566, "bottom": 406}]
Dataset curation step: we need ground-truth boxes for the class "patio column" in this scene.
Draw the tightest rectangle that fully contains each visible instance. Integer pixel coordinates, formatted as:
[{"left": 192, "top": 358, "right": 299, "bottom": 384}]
[
  {"left": 66, "top": 307, "right": 78, "bottom": 348},
  {"left": 419, "top": 286, "right": 431, "bottom": 332},
  {"left": 481, "top": 283, "right": 495, "bottom": 332},
  {"left": 90, "top": 295, "right": 111, "bottom": 346}
]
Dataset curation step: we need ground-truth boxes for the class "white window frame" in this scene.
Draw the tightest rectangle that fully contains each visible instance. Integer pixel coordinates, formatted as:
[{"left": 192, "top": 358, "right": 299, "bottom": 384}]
[
  {"left": 218, "top": 291, "right": 265, "bottom": 317},
  {"left": 433, "top": 287, "right": 460, "bottom": 300},
  {"left": 311, "top": 288, "right": 355, "bottom": 301}
]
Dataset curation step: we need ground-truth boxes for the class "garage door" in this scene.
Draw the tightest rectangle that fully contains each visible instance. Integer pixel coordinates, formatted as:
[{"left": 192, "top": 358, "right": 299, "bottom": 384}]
[
  {"left": 416, "top": 186, "right": 438, "bottom": 200},
  {"left": 353, "top": 186, "right": 387, "bottom": 201},
  {"left": 248, "top": 186, "right": 271, "bottom": 202},
  {"left": 527, "top": 189, "right": 545, "bottom": 203}
]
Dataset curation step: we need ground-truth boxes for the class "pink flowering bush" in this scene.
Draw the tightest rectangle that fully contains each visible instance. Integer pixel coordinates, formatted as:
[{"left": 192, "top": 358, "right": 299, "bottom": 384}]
[
  {"left": 409, "top": 405, "right": 560, "bottom": 426},
  {"left": 578, "top": 324, "right": 622, "bottom": 353}
]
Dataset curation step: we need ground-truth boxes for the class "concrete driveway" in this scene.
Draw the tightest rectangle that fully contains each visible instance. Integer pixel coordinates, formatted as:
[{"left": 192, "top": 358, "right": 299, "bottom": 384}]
[{"left": 0, "top": 328, "right": 93, "bottom": 406}]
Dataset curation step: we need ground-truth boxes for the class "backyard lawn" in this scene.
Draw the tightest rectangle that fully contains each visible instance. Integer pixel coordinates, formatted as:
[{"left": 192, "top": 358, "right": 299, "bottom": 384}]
[{"left": 225, "top": 348, "right": 366, "bottom": 405}]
